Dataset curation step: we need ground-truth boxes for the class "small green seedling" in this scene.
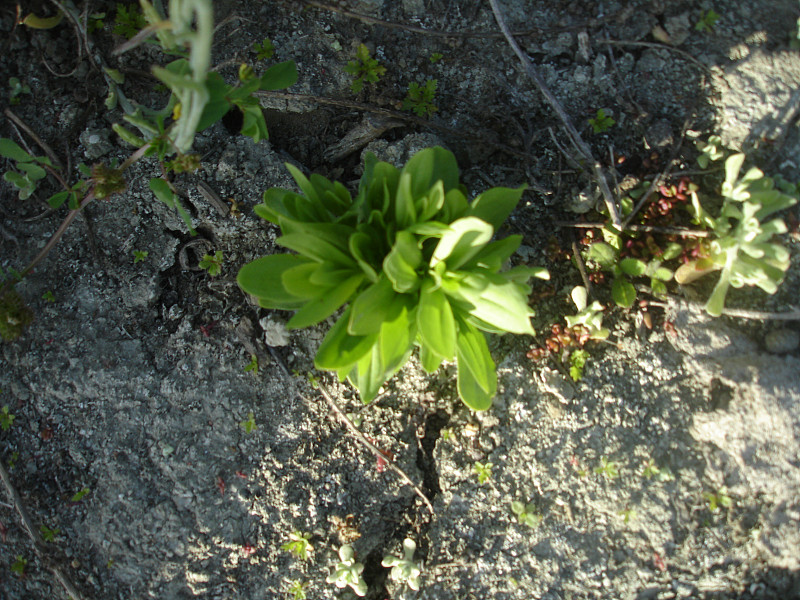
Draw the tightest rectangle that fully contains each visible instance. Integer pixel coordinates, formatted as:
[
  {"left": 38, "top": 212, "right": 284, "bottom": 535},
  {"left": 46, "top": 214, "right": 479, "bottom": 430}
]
[
  {"left": 704, "top": 487, "right": 732, "bottom": 512},
  {"left": 344, "top": 44, "right": 386, "bottom": 93},
  {"left": 569, "top": 349, "right": 590, "bottom": 381},
  {"left": 618, "top": 508, "right": 636, "bottom": 523},
  {"left": 403, "top": 79, "right": 438, "bottom": 118},
  {"left": 199, "top": 251, "right": 223, "bottom": 276},
  {"left": 0, "top": 138, "right": 52, "bottom": 200},
  {"left": 327, "top": 544, "right": 368, "bottom": 596},
  {"left": 696, "top": 135, "right": 725, "bottom": 169},
  {"left": 695, "top": 9, "right": 720, "bottom": 33},
  {"left": 71, "top": 487, "right": 91, "bottom": 502},
  {"left": 595, "top": 457, "right": 620, "bottom": 479},
  {"left": 588, "top": 109, "right": 615, "bottom": 134},
  {"left": 88, "top": 11, "right": 106, "bottom": 33},
  {"left": 642, "top": 458, "right": 675, "bottom": 482},
  {"left": 429, "top": 52, "right": 443, "bottom": 63},
  {"left": 133, "top": 250, "right": 149, "bottom": 264},
  {"left": 241, "top": 411, "right": 256, "bottom": 434},
  {"left": 8, "top": 77, "right": 31, "bottom": 105},
  {"left": 511, "top": 501, "right": 542, "bottom": 528},
  {"left": 473, "top": 461, "right": 493, "bottom": 485},
  {"left": 286, "top": 579, "right": 308, "bottom": 600},
  {"left": 40, "top": 525, "right": 60, "bottom": 542},
  {"left": 586, "top": 243, "right": 674, "bottom": 307},
  {"left": 382, "top": 538, "right": 422, "bottom": 591},
  {"left": 565, "top": 286, "right": 609, "bottom": 341},
  {"left": 7, "top": 451, "right": 19, "bottom": 469},
  {"left": 282, "top": 531, "right": 313, "bottom": 561},
  {"left": 244, "top": 355, "right": 259, "bottom": 374},
  {"left": 11, "top": 555, "right": 27, "bottom": 577},
  {"left": 0, "top": 405, "right": 15, "bottom": 431},
  {"left": 42, "top": 290, "right": 55, "bottom": 303},
  {"left": 113, "top": 2, "right": 146, "bottom": 39},
  {"left": 253, "top": 37, "right": 275, "bottom": 61}
]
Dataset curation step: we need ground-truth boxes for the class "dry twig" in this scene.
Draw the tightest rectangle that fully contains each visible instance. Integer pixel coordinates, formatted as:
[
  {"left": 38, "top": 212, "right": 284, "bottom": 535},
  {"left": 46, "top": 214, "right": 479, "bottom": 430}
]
[
  {"left": 0, "top": 460, "right": 86, "bottom": 600},
  {"left": 487, "top": 0, "right": 622, "bottom": 228},
  {"left": 315, "top": 382, "right": 435, "bottom": 515}
]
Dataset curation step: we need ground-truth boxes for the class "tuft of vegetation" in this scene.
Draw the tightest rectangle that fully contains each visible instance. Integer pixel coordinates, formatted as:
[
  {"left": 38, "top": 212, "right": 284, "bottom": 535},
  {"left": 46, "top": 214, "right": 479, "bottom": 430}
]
[
  {"left": 8, "top": 77, "right": 31, "bottom": 105},
  {"left": 1, "top": 405, "right": 15, "bottom": 431},
  {"left": 238, "top": 147, "right": 549, "bottom": 411},
  {"left": 327, "top": 544, "right": 367, "bottom": 596},
  {"left": 382, "top": 538, "right": 422, "bottom": 591},
  {"left": 695, "top": 9, "right": 720, "bottom": 33},
  {"left": 588, "top": 108, "right": 615, "bottom": 134},
  {"left": 511, "top": 500, "right": 542, "bottom": 528},
  {"left": 403, "top": 79, "right": 438, "bottom": 118},
  {"left": 199, "top": 251, "right": 223, "bottom": 276},
  {"left": 473, "top": 461, "right": 493, "bottom": 484},
  {"left": 281, "top": 531, "right": 313, "bottom": 561},
  {"left": 113, "top": 2, "right": 147, "bottom": 39},
  {"left": 344, "top": 44, "right": 386, "bottom": 93},
  {"left": 252, "top": 37, "right": 275, "bottom": 61}
]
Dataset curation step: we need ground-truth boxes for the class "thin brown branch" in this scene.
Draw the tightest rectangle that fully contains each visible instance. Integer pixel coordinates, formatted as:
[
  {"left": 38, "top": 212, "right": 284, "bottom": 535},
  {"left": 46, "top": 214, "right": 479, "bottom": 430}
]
[
  {"left": 316, "top": 381, "right": 435, "bottom": 515},
  {"left": 558, "top": 222, "right": 711, "bottom": 238},
  {"left": 487, "top": 0, "right": 622, "bottom": 228},
  {"left": 652, "top": 297, "right": 800, "bottom": 321},
  {"left": 4, "top": 108, "right": 65, "bottom": 171}
]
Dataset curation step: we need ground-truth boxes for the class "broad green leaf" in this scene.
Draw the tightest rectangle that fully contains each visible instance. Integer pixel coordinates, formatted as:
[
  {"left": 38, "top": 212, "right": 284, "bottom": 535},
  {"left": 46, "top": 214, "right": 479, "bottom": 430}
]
[
  {"left": 384, "top": 231, "right": 422, "bottom": 293},
  {"left": 309, "top": 262, "right": 358, "bottom": 287},
  {"left": 17, "top": 162, "right": 46, "bottom": 181},
  {"left": 431, "top": 217, "right": 494, "bottom": 270},
  {"left": 587, "top": 242, "right": 618, "bottom": 269},
  {"left": 282, "top": 262, "right": 324, "bottom": 299},
  {"left": 47, "top": 190, "right": 70, "bottom": 209},
  {"left": 237, "top": 254, "right": 311, "bottom": 309},
  {"left": 196, "top": 72, "right": 232, "bottom": 131},
  {"left": 315, "top": 306, "right": 378, "bottom": 370},
  {"left": 239, "top": 102, "right": 269, "bottom": 142},
  {"left": 350, "top": 343, "right": 385, "bottom": 404},
  {"left": 652, "top": 267, "right": 673, "bottom": 281},
  {"left": 455, "top": 321, "right": 496, "bottom": 410},
  {"left": 417, "top": 279, "right": 457, "bottom": 360},
  {"left": 416, "top": 179, "right": 446, "bottom": 222},
  {"left": 461, "top": 235, "right": 522, "bottom": 271},
  {"left": 611, "top": 277, "right": 636, "bottom": 308},
  {"left": 401, "top": 146, "right": 460, "bottom": 199},
  {"left": 379, "top": 299, "right": 416, "bottom": 373},
  {"left": 348, "top": 275, "right": 400, "bottom": 335},
  {"left": 259, "top": 60, "right": 298, "bottom": 90},
  {"left": 619, "top": 257, "right": 647, "bottom": 277},
  {"left": 662, "top": 242, "right": 683, "bottom": 261},
  {"left": 349, "top": 231, "right": 380, "bottom": 282},
  {"left": 443, "top": 272, "right": 535, "bottom": 335},
  {"left": 439, "top": 188, "right": 469, "bottom": 222},
  {"left": 467, "top": 185, "right": 526, "bottom": 231},
  {"left": 395, "top": 171, "right": 417, "bottom": 229},
  {"left": 287, "top": 273, "right": 364, "bottom": 329},
  {"left": 277, "top": 222, "right": 355, "bottom": 266},
  {"left": 285, "top": 163, "right": 322, "bottom": 207},
  {"left": 419, "top": 343, "right": 444, "bottom": 373},
  {"left": 149, "top": 178, "right": 176, "bottom": 208},
  {"left": 0, "top": 138, "right": 34, "bottom": 162}
]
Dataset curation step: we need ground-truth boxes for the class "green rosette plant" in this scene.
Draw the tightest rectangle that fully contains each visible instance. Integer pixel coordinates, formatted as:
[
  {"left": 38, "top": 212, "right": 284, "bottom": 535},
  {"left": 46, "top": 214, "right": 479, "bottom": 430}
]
[
  {"left": 676, "top": 153, "right": 798, "bottom": 316},
  {"left": 238, "top": 147, "right": 548, "bottom": 410}
]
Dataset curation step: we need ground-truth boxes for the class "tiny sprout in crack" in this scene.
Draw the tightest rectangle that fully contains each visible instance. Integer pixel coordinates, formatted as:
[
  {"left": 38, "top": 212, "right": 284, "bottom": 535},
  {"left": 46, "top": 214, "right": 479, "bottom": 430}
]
[
  {"left": 327, "top": 544, "right": 367, "bottom": 596},
  {"left": 382, "top": 538, "right": 422, "bottom": 591}
]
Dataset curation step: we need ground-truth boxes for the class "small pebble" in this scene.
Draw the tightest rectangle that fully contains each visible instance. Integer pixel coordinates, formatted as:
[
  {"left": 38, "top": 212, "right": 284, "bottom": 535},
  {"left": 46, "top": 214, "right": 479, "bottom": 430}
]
[{"left": 764, "top": 329, "right": 799, "bottom": 354}]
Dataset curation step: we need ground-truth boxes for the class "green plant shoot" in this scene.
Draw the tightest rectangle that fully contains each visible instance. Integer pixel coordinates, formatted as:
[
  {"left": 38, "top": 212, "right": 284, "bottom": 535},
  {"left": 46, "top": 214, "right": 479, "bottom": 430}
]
[
  {"left": 344, "top": 44, "right": 386, "bottom": 93},
  {"left": 403, "top": 79, "right": 438, "bottom": 117},
  {"left": 238, "top": 147, "right": 549, "bottom": 410}
]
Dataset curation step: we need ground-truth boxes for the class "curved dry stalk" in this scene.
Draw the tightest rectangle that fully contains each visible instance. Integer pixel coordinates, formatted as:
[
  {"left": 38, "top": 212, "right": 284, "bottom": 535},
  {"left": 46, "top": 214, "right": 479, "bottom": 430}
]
[
  {"left": 315, "top": 382, "right": 435, "bottom": 515},
  {"left": 0, "top": 460, "right": 87, "bottom": 600},
  {"left": 487, "top": 0, "right": 622, "bottom": 228}
]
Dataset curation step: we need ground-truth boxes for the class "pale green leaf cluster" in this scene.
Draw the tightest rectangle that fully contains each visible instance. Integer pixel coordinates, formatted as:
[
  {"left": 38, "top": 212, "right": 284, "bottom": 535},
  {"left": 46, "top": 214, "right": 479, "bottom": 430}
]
[
  {"left": 381, "top": 538, "right": 422, "bottom": 591},
  {"left": 565, "top": 286, "right": 609, "bottom": 339},
  {"left": 238, "top": 147, "right": 548, "bottom": 410},
  {"left": 344, "top": 44, "right": 386, "bottom": 93},
  {"left": 681, "top": 154, "right": 797, "bottom": 316},
  {"left": 326, "top": 545, "right": 367, "bottom": 596},
  {"left": 0, "top": 138, "right": 51, "bottom": 200},
  {"left": 586, "top": 242, "right": 674, "bottom": 308}
]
